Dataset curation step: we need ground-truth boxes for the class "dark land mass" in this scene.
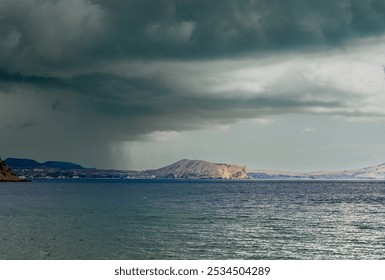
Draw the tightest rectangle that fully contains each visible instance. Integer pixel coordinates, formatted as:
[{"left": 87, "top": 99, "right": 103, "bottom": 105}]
[
  {"left": 0, "top": 158, "right": 26, "bottom": 182},
  {"left": 5, "top": 158, "right": 84, "bottom": 170},
  {"left": 4, "top": 157, "right": 135, "bottom": 180}
]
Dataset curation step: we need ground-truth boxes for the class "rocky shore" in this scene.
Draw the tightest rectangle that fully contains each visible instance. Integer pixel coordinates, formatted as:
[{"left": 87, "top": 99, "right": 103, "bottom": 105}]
[{"left": 0, "top": 158, "right": 26, "bottom": 182}]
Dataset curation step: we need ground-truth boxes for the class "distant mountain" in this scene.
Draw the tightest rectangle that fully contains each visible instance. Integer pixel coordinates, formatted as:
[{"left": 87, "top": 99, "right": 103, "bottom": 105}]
[
  {"left": 0, "top": 158, "right": 25, "bottom": 182},
  {"left": 3, "top": 158, "right": 40, "bottom": 169},
  {"left": 40, "top": 161, "right": 84, "bottom": 170},
  {"left": 148, "top": 159, "right": 248, "bottom": 179},
  {"left": 5, "top": 158, "right": 84, "bottom": 170},
  {"left": 248, "top": 162, "right": 385, "bottom": 180}
]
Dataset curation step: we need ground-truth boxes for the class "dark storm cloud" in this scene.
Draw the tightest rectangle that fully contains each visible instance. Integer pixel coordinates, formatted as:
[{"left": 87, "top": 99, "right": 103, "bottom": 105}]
[
  {"left": 0, "top": 0, "right": 105, "bottom": 74},
  {"left": 2, "top": 0, "right": 385, "bottom": 73},
  {"left": 94, "top": 0, "right": 385, "bottom": 59},
  {"left": 1, "top": 0, "right": 385, "bottom": 167},
  {"left": 5, "top": 120, "right": 39, "bottom": 130}
]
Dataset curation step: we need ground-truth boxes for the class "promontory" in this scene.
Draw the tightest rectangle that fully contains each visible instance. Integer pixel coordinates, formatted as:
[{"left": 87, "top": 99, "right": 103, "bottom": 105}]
[
  {"left": 0, "top": 158, "right": 25, "bottom": 182},
  {"left": 147, "top": 159, "right": 248, "bottom": 179}
]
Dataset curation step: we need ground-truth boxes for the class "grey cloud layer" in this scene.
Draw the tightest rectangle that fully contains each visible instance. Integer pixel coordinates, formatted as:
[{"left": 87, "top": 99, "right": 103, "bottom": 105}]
[{"left": 0, "top": 69, "right": 343, "bottom": 130}]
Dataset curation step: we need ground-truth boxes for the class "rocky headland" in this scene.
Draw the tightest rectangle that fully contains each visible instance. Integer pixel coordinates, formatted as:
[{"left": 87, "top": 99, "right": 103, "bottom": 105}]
[
  {"left": 0, "top": 158, "right": 25, "bottom": 182},
  {"left": 148, "top": 159, "right": 249, "bottom": 179}
]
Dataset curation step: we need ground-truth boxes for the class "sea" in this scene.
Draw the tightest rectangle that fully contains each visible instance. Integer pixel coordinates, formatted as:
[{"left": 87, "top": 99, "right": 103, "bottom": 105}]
[{"left": 0, "top": 179, "right": 384, "bottom": 260}]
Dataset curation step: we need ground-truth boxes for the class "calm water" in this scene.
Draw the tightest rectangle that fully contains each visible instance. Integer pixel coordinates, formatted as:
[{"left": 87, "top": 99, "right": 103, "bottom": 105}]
[{"left": 0, "top": 179, "right": 384, "bottom": 259}]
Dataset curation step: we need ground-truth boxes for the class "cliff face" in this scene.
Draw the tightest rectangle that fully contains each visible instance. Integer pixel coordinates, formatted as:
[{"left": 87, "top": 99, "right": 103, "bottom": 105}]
[
  {"left": 149, "top": 159, "right": 248, "bottom": 179},
  {"left": 0, "top": 158, "right": 24, "bottom": 182}
]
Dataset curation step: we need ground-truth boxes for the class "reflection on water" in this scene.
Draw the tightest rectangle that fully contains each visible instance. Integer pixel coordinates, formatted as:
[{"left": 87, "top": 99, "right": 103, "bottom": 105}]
[{"left": 0, "top": 179, "right": 384, "bottom": 259}]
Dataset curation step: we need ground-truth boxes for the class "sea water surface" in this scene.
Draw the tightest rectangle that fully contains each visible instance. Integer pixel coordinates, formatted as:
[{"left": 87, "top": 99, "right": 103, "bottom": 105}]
[{"left": 0, "top": 179, "right": 384, "bottom": 259}]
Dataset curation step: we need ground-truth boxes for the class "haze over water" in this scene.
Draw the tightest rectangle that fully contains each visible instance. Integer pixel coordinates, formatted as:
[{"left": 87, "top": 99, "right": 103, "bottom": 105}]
[{"left": 0, "top": 179, "right": 384, "bottom": 259}]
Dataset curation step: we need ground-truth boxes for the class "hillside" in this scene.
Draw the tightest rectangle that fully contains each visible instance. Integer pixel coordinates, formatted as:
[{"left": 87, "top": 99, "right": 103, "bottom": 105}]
[
  {"left": 148, "top": 159, "right": 248, "bottom": 179},
  {"left": 248, "top": 162, "right": 385, "bottom": 180},
  {"left": 5, "top": 158, "right": 84, "bottom": 170},
  {"left": 0, "top": 158, "right": 25, "bottom": 182}
]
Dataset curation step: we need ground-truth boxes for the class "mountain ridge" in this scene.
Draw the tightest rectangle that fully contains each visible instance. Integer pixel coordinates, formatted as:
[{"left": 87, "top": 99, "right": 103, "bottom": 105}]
[{"left": 4, "top": 158, "right": 84, "bottom": 170}]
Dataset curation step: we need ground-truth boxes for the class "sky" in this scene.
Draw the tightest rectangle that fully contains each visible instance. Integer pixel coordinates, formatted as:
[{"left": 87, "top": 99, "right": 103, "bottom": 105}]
[{"left": 2, "top": 0, "right": 385, "bottom": 171}]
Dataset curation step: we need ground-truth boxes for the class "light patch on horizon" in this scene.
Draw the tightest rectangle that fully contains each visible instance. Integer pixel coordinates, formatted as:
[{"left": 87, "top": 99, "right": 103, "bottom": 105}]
[
  {"left": 302, "top": 127, "right": 316, "bottom": 133},
  {"left": 249, "top": 118, "right": 276, "bottom": 126},
  {"left": 148, "top": 131, "right": 181, "bottom": 142},
  {"left": 217, "top": 124, "right": 231, "bottom": 132}
]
